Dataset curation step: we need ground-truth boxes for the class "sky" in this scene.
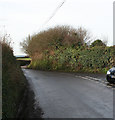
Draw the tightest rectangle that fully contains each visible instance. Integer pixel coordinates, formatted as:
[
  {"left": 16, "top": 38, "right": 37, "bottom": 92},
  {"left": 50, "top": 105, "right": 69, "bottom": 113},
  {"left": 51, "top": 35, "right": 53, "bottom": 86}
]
[{"left": 0, "top": 0, "right": 114, "bottom": 55}]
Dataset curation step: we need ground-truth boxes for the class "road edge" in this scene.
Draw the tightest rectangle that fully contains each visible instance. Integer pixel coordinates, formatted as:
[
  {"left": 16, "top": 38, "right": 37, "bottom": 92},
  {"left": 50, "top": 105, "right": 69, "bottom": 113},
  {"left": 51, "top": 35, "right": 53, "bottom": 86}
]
[{"left": 16, "top": 79, "right": 43, "bottom": 119}]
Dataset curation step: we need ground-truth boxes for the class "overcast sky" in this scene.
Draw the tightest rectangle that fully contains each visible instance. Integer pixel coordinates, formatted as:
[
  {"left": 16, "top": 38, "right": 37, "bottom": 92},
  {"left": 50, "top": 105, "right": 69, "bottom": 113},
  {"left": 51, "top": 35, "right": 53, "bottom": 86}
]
[{"left": 0, "top": 0, "right": 114, "bottom": 55}]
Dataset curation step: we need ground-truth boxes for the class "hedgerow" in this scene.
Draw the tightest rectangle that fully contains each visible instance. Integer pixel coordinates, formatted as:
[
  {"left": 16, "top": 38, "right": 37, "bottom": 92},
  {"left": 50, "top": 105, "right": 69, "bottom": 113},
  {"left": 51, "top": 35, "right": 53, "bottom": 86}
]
[
  {"left": 21, "top": 25, "right": 115, "bottom": 73},
  {"left": 29, "top": 46, "right": 115, "bottom": 73},
  {"left": 2, "top": 38, "right": 27, "bottom": 118}
]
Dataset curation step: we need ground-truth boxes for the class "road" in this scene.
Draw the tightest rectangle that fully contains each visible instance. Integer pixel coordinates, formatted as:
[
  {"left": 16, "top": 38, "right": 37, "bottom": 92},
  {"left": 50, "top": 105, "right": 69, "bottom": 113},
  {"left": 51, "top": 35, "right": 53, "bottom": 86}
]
[{"left": 23, "top": 69, "right": 113, "bottom": 118}]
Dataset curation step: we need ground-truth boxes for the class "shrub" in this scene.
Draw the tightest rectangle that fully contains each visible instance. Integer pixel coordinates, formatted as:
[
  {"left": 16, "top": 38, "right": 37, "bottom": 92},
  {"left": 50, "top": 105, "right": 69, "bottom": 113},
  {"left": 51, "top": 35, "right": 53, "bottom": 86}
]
[
  {"left": 90, "top": 39, "right": 106, "bottom": 47},
  {"left": 2, "top": 38, "right": 27, "bottom": 118},
  {"left": 28, "top": 46, "right": 114, "bottom": 73},
  {"left": 21, "top": 26, "right": 114, "bottom": 73},
  {"left": 20, "top": 25, "right": 90, "bottom": 58}
]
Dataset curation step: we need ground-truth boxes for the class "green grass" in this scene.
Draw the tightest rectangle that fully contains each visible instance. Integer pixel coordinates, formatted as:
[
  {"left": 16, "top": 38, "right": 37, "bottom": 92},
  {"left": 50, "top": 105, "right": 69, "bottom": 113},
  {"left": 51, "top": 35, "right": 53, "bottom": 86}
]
[{"left": 16, "top": 58, "right": 31, "bottom": 61}]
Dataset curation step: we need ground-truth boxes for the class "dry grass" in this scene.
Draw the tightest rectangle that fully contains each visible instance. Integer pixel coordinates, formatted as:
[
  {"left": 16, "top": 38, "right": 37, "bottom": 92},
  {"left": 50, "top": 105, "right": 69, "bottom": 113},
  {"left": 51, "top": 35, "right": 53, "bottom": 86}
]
[{"left": 2, "top": 40, "right": 27, "bottom": 118}]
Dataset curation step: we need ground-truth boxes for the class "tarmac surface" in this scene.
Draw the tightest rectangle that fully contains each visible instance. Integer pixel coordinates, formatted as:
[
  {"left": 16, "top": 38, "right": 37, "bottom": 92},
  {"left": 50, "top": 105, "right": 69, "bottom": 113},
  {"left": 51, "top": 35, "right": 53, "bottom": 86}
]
[{"left": 23, "top": 69, "right": 113, "bottom": 118}]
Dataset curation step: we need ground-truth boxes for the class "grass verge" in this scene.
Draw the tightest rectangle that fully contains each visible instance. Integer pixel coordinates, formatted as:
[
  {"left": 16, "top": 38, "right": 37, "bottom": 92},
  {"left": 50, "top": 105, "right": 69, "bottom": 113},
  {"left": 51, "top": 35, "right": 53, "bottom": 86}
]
[{"left": 2, "top": 42, "right": 27, "bottom": 118}]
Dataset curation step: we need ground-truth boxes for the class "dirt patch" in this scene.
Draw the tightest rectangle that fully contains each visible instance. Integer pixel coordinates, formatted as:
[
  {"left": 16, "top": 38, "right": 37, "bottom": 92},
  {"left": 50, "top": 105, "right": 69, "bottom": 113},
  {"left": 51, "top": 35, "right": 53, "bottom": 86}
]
[{"left": 16, "top": 81, "right": 44, "bottom": 119}]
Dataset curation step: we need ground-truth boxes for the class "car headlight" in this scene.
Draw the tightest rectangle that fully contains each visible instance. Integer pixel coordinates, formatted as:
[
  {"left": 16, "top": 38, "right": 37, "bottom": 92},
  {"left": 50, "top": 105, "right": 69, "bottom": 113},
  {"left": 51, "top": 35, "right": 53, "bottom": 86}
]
[{"left": 107, "top": 71, "right": 110, "bottom": 74}]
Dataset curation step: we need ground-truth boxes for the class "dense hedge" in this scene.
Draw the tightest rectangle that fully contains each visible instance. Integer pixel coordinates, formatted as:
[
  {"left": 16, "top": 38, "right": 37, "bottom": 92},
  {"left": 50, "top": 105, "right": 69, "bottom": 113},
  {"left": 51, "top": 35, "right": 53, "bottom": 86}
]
[
  {"left": 2, "top": 42, "right": 27, "bottom": 118},
  {"left": 21, "top": 25, "right": 115, "bottom": 73},
  {"left": 29, "top": 46, "right": 115, "bottom": 73}
]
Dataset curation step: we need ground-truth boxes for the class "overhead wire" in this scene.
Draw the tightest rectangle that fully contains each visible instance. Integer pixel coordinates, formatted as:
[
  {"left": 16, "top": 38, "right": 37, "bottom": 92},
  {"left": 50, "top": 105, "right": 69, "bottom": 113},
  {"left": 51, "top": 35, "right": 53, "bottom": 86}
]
[
  {"left": 32, "top": 0, "right": 66, "bottom": 34},
  {"left": 43, "top": 0, "right": 66, "bottom": 26}
]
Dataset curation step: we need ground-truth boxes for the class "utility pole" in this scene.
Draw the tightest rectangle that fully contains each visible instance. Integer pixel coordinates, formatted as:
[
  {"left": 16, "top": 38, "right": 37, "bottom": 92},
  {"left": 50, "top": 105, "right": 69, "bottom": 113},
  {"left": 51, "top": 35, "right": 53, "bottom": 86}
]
[{"left": 113, "top": 1, "right": 115, "bottom": 45}]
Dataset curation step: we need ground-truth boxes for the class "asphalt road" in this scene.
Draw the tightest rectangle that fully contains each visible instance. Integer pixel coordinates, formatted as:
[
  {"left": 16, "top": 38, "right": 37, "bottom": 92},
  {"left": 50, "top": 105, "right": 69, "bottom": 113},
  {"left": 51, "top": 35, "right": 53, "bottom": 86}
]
[{"left": 23, "top": 69, "right": 113, "bottom": 118}]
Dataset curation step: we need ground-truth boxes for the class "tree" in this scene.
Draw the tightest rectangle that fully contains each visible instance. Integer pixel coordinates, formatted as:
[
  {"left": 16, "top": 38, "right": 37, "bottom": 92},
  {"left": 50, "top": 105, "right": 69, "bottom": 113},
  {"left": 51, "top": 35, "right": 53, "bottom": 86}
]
[
  {"left": 90, "top": 39, "right": 106, "bottom": 47},
  {"left": 20, "top": 34, "right": 31, "bottom": 55},
  {"left": 20, "top": 25, "right": 91, "bottom": 57}
]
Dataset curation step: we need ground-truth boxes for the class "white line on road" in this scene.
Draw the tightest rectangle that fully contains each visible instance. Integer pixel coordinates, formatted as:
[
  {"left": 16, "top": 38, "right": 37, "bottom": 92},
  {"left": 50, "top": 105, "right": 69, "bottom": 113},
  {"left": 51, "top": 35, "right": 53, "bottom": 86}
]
[
  {"left": 76, "top": 76, "right": 93, "bottom": 81},
  {"left": 76, "top": 75, "right": 98, "bottom": 82},
  {"left": 85, "top": 76, "right": 101, "bottom": 81},
  {"left": 75, "top": 75, "right": 114, "bottom": 88}
]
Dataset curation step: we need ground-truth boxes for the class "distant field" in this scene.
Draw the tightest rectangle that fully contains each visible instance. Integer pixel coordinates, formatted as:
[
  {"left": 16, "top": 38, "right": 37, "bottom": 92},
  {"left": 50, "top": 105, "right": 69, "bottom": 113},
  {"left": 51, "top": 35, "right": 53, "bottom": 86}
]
[
  {"left": 16, "top": 58, "right": 31, "bottom": 61},
  {"left": 16, "top": 57, "right": 31, "bottom": 66}
]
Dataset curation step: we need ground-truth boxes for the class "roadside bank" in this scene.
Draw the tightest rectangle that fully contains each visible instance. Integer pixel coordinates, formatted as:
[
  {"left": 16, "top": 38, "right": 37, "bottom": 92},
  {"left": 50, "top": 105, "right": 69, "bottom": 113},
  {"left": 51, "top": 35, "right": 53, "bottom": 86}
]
[{"left": 2, "top": 39, "right": 43, "bottom": 119}]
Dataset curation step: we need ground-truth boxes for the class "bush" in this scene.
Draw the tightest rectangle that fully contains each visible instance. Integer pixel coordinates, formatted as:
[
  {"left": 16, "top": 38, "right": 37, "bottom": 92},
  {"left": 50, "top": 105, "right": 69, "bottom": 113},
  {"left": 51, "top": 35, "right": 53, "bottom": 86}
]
[
  {"left": 90, "top": 39, "right": 106, "bottom": 47},
  {"left": 77, "top": 46, "right": 114, "bottom": 72},
  {"left": 20, "top": 25, "right": 115, "bottom": 73},
  {"left": 20, "top": 26, "right": 90, "bottom": 58},
  {"left": 28, "top": 46, "right": 115, "bottom": 73},
  {"left": 2, "top": 39, "right": 27, "bottom": 118}
]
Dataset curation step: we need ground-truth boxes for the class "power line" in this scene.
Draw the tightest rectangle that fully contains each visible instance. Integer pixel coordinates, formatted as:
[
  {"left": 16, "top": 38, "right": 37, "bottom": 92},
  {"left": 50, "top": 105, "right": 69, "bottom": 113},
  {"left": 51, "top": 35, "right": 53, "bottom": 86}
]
[
  {"left": 32, "top": 0, "right": 66, "bottom": 34},
  {"left": 43, "top": 0, "right": 66, "bottom": 26}
]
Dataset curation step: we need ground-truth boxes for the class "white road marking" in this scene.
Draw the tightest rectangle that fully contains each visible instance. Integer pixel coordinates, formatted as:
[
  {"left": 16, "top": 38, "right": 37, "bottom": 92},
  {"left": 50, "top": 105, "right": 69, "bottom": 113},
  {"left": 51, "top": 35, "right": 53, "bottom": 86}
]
[
  {"left": 76, "top": 76, "right": 94, "bottom": 81},
  {"left": 101, "top": 81, "right": 105, "bottom": 83},
  {"left": 105, "top": 82, "right": 108, "bottom": 84},
  {"left": 85, "top": 76, "right": 101, "bottom": 81},
  {"left": 107, "top": 85, "right": 112, "bottom": 88},
  {"left": 75, "top": 75, "right": 115, "bottom": 89},
  {"left": 99, "top": 83, "right": 107, "bottom": 87}
]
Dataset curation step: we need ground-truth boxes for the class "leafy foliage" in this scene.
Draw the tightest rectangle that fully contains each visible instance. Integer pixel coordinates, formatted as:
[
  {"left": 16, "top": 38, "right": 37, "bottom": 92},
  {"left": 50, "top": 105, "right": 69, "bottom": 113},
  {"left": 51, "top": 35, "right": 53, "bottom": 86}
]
[
  {"left": 21, "top": 26, "right": 90, "bottom": 57},
  {"left": 2, "top": 39, "right": 27, "bottom": 118},
  {"left": 91, "top": 39, "right": 106, "bottom": 47},
  {"left": 21, "top": 25, "right": 114, "bottom": 73},
  {"left": 29, "top": 46, "right": 115, "bottom": 73}
]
